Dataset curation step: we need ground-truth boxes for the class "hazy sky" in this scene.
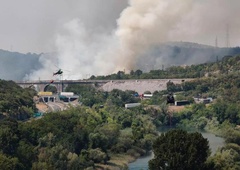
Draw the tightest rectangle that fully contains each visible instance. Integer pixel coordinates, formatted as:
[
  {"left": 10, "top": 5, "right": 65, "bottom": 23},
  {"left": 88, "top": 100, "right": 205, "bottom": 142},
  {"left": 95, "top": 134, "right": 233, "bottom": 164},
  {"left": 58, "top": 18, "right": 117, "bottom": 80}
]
[
  {"left": 1, "top": 0, "right": 240, "bottom": 80},
  {"left": 0, "top": 0, "right": 240, "bottom": 54},
  {"left": 0, "top": 0, "right": 128, "bottom": 53}
]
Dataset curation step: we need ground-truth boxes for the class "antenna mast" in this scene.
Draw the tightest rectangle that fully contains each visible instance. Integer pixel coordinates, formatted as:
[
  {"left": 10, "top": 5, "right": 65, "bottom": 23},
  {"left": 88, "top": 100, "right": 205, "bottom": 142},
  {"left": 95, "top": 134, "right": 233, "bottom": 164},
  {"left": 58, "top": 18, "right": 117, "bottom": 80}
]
[{"left": 215, "top": 36, "right": 218, "bottom": 48}]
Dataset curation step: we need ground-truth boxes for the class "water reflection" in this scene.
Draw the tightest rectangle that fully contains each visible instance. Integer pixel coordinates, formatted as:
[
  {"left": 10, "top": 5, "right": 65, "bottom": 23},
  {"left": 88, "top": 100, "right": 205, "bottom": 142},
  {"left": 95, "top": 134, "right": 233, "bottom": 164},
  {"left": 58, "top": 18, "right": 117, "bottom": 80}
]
[
  {"left": 128, "top": 153, "right": 153, "bottom": 170},
  {"left": 201, "top": 131, "right": 225, "bottom": 155},
  {"left": 128, "top": 127, "right": 225, "bottom": 170}
]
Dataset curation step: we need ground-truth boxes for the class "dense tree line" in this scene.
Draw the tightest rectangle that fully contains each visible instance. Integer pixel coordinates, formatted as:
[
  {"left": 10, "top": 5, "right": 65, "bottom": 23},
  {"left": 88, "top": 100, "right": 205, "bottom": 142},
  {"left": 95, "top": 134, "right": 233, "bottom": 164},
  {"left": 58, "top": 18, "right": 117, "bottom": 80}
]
[
  {"left": 66, "top": 85, "right": 140, "bottom": 107},
  {"left": 0, "top": 80, "right": 37, "bottom": 120},
  {"left": 0, "top": 49, "right": 41, "bottom": 80},
  {"left": 150, "top": 73, "right": 240, "bottom": 169},
  {"left": 124, "top": 55, "right": 240, "bottom": 169},
  {"left": 0, "top": 105, "right": 157, "bottom": 169},
  {"left": 67, "top": 74, "right": 240, "bottom": 169},
  {"left": 90, "top": 55, "right": 240, "bottom": 80},
  {"left": 0, "top": 81, "right": 157, "bottom": 169}
]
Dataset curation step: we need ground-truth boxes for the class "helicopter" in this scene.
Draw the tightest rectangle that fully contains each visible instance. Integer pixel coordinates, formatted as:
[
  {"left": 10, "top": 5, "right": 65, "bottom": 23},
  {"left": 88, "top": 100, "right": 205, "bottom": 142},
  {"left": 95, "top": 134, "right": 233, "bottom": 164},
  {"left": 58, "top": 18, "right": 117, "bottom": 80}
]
[{"left": 53, "top": 69, "right": 63, "bottom": 76}]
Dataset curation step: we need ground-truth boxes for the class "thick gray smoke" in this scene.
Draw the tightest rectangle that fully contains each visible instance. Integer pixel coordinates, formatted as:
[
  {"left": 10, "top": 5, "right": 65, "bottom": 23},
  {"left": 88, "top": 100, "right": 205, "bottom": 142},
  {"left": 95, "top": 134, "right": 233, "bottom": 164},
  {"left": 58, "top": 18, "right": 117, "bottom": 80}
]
[
  {"left": 26, "top": 0, "right": 240, "bottom": 80},
  {"left": 26, "top": 19, "right": 119, "bottom": 80},
  {"left": 115, "top": 0, "right": 192, "bottom": 71},
  {"left": 55, "top": 19, "right": 119, "bottom": 79},
  {"left": 26, "top": 0, "right": 128, "bottom": 80},
  {"left": 115, "top": 0, "right": 240, "bottom": 71}
]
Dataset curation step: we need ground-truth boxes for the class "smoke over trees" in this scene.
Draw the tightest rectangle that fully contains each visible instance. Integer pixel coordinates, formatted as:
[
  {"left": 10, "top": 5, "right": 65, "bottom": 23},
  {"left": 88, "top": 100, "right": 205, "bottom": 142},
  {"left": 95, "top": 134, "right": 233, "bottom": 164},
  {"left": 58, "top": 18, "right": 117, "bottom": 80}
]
[{"left": 1, "top": 0, "right": 240, "bottom": 80}]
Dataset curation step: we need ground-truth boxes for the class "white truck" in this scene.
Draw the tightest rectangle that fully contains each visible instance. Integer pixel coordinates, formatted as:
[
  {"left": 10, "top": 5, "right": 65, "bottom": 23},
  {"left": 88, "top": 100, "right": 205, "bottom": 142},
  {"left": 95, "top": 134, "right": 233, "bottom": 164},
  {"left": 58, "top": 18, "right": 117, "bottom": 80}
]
[
  {"left": 125, "top": 103, "right": 141, "bottom": 109},
  {"left": 60, "top": 92, "right": 74, "bottom": 96}
]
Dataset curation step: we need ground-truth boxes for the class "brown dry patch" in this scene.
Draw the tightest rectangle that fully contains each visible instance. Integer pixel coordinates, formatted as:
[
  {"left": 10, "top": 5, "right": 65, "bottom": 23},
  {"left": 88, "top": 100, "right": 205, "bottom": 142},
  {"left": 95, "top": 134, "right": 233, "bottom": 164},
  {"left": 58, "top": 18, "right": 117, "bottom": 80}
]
[
  {"left": 147, "top": 105, "right": 186, "bottom": 113},
  {"left": 168, "top": 105, "right": 185, "bottom": 113},
  {"left": 36, "top": 103, "right": 49, "bottom": 112},
  {"left": 95, "top": 154, "right": 135, "bottom": 170}
]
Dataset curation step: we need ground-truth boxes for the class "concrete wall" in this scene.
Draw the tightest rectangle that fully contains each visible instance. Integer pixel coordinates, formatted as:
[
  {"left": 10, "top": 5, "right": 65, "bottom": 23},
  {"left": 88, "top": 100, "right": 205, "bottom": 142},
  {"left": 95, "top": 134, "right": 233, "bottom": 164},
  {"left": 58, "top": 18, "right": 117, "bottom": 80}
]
[{"left": 100, "top": 79, "right": 192, "bottom": 94}]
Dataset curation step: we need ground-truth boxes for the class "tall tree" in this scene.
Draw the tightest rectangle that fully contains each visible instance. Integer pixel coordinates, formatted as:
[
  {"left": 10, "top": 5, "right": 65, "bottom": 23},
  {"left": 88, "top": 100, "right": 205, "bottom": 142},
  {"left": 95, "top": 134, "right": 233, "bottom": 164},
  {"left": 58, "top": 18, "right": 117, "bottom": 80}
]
[{"left": 149, "top": 129, "right": 210, "bottom": 170}]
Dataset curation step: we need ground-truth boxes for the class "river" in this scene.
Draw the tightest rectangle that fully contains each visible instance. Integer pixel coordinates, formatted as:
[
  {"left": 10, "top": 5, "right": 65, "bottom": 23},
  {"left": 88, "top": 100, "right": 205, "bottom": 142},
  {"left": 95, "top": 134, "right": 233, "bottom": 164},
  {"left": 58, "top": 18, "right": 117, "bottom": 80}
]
[{"left": 128, "top": 128, "right": 225, "bottom": 170}]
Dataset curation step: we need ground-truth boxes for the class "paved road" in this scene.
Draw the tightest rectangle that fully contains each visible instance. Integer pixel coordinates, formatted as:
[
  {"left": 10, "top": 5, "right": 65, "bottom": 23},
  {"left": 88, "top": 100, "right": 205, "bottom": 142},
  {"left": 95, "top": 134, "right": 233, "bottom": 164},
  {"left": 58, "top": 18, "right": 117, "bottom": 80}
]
[
  {"left": 45, "top": 101, "right": 81, "bottom": 112},
  {"left": 46, "top": 102, "right": 67, "bottom": 112}
]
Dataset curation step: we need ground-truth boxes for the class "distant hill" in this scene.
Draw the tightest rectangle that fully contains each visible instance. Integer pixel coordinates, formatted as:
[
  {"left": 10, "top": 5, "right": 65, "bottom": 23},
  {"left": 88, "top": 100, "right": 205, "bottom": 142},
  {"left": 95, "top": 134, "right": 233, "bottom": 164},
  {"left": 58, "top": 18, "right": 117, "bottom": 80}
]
[
  {"left": 1, "top": 42, "right": 240, "bottom": 80},
  {"left": 0, "top": 49, "right": 41, "bottom": 80},
  {"left": 137, "top": 42, "right": 240, "bottom": 71},
  {"left": 165, "top": 41, "right": 214, "bottom": 49}
]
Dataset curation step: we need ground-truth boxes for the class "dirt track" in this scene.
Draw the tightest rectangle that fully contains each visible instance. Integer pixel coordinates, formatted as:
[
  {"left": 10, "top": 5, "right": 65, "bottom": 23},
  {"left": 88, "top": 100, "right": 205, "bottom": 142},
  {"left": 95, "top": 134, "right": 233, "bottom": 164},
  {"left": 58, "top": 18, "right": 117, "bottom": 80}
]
[{"left": 168, "top": 105, "right": 185, "bottom": 112}]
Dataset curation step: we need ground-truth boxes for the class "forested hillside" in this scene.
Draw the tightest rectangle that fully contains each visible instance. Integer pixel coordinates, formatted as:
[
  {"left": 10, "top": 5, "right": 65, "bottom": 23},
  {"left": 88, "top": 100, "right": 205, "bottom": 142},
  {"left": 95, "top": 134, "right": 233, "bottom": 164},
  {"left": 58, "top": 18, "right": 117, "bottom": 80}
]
[
  {"left": 0, "top": 49, "right": 41, "bottom": 80},
  {"left": 136, "top": 42, "right": 240, "bottom": 71},
  {"left": 92, "top": 54, "right": 240, "bottom": 80},
  {"left": 0, "top": 80, "right": 157, "bottom": 169},
  {"left": 1, "top": 42, "right": 240, "bottom": 80},
  {"left": 0, "top": 54, "right": 240, "bottom": 169},
  {"left": 142, "top": 55, "right": 240, "bottom": 169},
  {"left": 0, "top": 94, "right": 157, "bottom": 169},
  {"left": 0, "top": 80, "right": 37, "bottom": 120}
]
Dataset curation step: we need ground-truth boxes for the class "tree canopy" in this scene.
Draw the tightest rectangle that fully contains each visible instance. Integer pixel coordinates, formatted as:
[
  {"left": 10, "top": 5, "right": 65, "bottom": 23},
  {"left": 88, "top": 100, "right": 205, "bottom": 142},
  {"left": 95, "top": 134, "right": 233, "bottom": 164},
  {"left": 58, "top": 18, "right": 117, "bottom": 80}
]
[
  {"left": 149, "top": 129, "right": 210, "bottom": 170},
  {"left": 0, "top": 80, "right": 37, "bottom": 120}
]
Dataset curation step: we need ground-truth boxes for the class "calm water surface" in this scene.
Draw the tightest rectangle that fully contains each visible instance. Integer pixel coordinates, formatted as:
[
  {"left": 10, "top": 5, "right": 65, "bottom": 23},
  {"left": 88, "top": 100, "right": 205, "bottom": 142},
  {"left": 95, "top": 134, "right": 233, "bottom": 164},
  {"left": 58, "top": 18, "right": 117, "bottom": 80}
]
[{"left": 128, "top": 128, "right": 225, "bottom": 170}]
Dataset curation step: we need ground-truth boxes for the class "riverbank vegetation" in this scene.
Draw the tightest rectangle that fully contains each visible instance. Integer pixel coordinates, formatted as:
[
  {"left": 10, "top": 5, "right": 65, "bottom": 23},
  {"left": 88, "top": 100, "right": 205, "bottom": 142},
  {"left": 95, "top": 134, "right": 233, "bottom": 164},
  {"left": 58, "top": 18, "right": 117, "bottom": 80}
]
[{"left": 145, "top": 55, "right": 240, "bottom": 169}]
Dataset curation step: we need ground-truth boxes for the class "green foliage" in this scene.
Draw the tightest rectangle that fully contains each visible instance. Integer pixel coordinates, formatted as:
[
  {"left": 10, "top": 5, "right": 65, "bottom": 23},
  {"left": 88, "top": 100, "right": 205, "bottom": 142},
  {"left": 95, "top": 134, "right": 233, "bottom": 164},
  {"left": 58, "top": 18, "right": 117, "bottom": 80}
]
[
  {"left": 2, "top": 55, "right": 240, "bottom": 169},
  {"left": 107, "top": 89, "right": 139, "bottom": 107},
  {"left": 66, "top": 84, "right": 100, "bottom": 107},
  {"left": 88, "top": 148, "right": 108, "bottom": 163},
  {"left": 149, "top": 129, "right": 210, "bottom": 170},
  {"left": 207, "top": 143, "right": 240, "bottom": 169},
  {"left": 0, "top": 154, "right": 24, "bottom": 170},
  {"left": 0, "top": 118, "right": 19, "bottom": 155},
  {"left": 112, "top": 128, "right": 135, "bottom": 153},
  {"left": 0, "top": 102, "right": 157, "bottom": 169},
  {"left": 16, "top": 140, "right": 35, "bottom": 169},
  {"left": 211, "top": 100, "right": 240, "bottom": 125},
  {"left": 167, "top": 81, "right": 182, "bottom": 92},
  {"left": 32, "top": 144, "right": 89, "bottom": 170},
  {"left": 89, "top": 55, "right": 240, "bottom": 80},
  {"left": 0, "top": 80, "right": 36, "bottom": 120},
  {"left": 223, "top": 128, "right": 240, "bottom": 145}
]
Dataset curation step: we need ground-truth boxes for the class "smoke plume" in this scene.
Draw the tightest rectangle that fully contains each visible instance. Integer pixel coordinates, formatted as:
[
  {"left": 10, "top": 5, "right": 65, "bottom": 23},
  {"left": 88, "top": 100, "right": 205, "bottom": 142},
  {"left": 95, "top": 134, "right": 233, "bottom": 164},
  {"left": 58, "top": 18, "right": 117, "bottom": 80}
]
[
  {"left": 26, "top": 0, "right": 240, "bottom": 80},
  {"left": 114, "top": 0, "right": 192, "bottom": 71}
]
